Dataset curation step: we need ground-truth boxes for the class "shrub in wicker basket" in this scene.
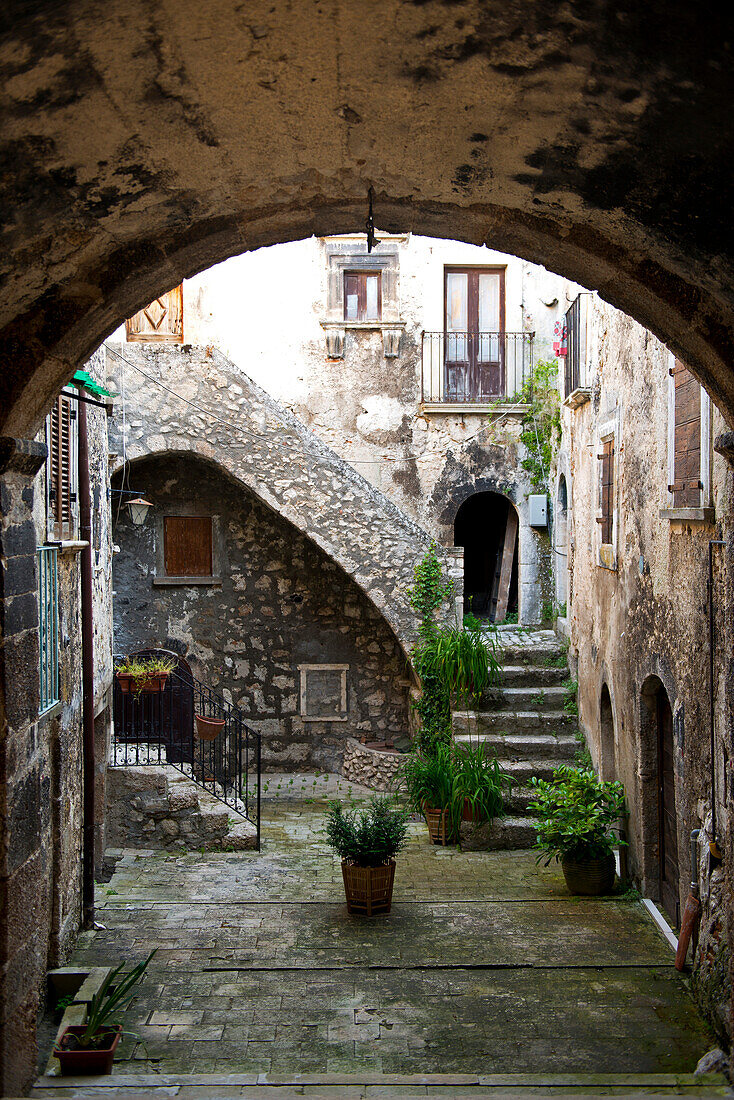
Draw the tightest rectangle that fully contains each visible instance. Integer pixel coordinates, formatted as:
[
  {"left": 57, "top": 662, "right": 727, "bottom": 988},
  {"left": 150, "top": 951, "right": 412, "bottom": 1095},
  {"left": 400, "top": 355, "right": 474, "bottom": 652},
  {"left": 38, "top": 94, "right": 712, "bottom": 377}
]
[
  {"left": 325, "top": 797, "right": 409, "bottom": 915},
  {"left": 528, "top": 765, "right": 627, "bottom": 896}
]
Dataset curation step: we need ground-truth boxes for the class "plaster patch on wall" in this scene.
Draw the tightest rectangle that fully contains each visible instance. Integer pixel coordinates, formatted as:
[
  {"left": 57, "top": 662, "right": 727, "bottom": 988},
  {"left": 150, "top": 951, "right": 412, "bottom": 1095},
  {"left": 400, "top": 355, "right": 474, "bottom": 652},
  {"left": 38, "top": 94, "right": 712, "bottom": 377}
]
[{"left": 357, "top": 395, "right": 406, "bottom": 436}]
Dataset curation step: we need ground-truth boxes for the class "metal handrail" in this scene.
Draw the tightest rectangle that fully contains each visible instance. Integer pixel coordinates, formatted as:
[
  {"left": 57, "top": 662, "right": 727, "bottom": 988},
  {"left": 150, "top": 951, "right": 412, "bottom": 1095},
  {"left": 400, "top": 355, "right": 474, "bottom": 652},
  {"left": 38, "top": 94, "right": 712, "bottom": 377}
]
[
  {"left": 421, "top": 330, "right": 534, "bottom": 404},
  {"left": 111, "top": 659, "right": 261, "bottom": 847}
]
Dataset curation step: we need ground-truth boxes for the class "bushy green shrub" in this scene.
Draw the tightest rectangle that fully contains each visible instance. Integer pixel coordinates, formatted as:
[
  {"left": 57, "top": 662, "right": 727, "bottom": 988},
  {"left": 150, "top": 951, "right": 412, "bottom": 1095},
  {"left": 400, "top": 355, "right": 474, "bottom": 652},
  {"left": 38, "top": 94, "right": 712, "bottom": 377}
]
[
  {"left": 528, "top": 765, "right": 626, "bottom": 864},
  {"left": 325, "top": 797, "right": 409, "bottom": 867}
]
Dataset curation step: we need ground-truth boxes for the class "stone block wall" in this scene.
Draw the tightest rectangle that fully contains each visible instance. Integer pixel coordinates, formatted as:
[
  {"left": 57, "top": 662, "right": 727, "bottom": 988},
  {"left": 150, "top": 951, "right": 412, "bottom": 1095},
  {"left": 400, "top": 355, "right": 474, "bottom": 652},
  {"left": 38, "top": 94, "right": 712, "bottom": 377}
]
[
  {"left": 112, "top": 452, "right": 413, "bottom": 771},
  {"left": 341, "top": 738, "right": 404, "bottom": 792}
]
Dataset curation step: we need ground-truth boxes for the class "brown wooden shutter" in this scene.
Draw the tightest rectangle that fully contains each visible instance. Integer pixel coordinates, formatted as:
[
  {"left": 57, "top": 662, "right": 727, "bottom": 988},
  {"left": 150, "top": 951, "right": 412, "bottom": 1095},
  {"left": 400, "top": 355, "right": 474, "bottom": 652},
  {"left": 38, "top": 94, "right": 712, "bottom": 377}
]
[
  {"left": 597, "top": 437, "right": 614, "bottom": 545},
  {"left": 670, "top": 361, "right": 701, "bottom": 507},
  {"left": 50, "top": 395, "right": 73, "bottom": 539},
  {"left": 164, "top": 516, "right": 213, "bottom": 576},
  {"left": 126, "top": 285, "right": 184, "bottom": 343}
]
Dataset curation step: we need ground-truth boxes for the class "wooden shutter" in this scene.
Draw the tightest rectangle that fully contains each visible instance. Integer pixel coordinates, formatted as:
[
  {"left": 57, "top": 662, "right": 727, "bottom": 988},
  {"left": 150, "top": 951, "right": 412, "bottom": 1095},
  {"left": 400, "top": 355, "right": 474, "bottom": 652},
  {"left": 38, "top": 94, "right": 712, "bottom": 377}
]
[
  {"left": 126, "top": 285, "right": 184, "bottom": 343},
  {"left": 670, "top": 361, "right": 701, "bottom": 507},
  {"left": 164, "top": 516, "right": 213, "bottom": 577},
  {"left": 50, "top": 395, "right": 74, "bottom": 539},
  {"left": 597, "top": 437, "right": 614, "bottom": 545}
]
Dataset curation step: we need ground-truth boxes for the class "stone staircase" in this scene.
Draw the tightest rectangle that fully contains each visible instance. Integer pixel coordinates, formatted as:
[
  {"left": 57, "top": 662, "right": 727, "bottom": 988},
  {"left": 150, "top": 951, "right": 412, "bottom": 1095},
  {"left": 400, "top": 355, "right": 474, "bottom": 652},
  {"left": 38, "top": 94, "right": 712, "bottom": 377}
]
[{"left": 452, "top": 627, "right": 577, "bottom": 849}]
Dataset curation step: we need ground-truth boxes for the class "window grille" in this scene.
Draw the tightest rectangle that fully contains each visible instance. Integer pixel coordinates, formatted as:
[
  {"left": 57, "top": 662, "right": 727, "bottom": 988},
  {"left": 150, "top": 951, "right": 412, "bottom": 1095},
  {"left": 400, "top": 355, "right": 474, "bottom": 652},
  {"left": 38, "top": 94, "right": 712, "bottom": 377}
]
[{"left": 38, "top": 546, "right": 59, "bottom": 714}]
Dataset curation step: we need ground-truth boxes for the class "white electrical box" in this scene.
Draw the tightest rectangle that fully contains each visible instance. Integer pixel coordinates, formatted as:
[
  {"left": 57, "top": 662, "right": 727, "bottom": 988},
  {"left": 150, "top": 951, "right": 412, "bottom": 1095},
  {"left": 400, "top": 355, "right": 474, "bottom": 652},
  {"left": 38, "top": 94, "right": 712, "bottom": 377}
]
[{"left": 528, "top": 494, "right": 548, "bottom": 527}]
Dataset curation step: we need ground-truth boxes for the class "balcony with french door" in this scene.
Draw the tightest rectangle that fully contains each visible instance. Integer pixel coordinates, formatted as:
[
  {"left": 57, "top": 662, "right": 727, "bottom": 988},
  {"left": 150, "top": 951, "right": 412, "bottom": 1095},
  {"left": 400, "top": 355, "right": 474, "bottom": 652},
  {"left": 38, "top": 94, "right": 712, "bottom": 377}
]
[{"left": 420, "top": 331, "right": 534, "bottom": 412}]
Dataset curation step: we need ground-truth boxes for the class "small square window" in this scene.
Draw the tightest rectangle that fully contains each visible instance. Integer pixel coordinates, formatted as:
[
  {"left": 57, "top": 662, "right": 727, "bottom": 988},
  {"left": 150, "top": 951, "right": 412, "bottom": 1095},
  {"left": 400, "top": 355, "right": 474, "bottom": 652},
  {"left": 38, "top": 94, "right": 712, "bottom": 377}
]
[
  {"left": 344, "top": 272, "right": 381, "bottom": 322},
  {"left": 298, "top": 664, "right": 348, "bottom": 721},
  {"left": 163, "top": 516, "right": 213, "bottom": 577}
]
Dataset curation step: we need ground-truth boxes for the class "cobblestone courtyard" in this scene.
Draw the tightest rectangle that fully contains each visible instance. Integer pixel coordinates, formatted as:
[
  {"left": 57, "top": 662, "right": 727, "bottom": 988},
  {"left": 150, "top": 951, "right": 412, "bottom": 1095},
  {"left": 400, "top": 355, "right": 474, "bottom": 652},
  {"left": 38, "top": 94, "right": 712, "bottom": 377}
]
[{"left": 36, "top": 776, "right": 721, "bottom": 1095}]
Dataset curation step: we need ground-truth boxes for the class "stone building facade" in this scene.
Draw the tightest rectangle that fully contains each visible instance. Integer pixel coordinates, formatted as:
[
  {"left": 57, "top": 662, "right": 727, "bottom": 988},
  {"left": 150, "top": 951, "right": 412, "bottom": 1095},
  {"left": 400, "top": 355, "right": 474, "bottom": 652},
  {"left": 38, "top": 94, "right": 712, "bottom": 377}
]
[{"left": 556, "top": 293, "right": 734, "bottom": 1042}]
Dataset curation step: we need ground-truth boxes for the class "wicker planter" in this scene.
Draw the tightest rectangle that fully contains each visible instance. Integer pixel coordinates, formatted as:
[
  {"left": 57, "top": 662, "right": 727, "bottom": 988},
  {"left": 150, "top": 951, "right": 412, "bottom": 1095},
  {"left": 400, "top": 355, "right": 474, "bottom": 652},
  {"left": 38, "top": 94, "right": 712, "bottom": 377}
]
[
  {"left": 195, "top": 714, "right": 225, "bottom": 741},
  {"left": 116, "top": 671, "right": 169, "bottom": 695},
  {"left": 562, "top": 852, "right": 616, "bottom": 896},
  {"left": 424, "top": 806, "right": 455, "bottom": 846},
  {"left": 55, "top": 1024, "right": 122, "bottom": 1075},
  {"left": 341, "top": 860, "right": 395, "bottom": 915}
]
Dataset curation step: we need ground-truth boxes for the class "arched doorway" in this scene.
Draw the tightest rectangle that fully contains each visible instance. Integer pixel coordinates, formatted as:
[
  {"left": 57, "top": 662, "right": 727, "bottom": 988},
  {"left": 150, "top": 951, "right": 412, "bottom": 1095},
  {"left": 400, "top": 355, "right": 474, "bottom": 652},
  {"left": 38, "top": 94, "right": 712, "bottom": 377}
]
[
  {"left": 555, "top": 475, "right": 569, "bottom": 611},
  {"left": 454, "top": 492, "right": 518, "bottom": 622},
  {"left": 600, "top": 683, "right": 616, "bottom": 781},
  {"left": 640, "top": 677, "right": 680, "bottom": 925}
]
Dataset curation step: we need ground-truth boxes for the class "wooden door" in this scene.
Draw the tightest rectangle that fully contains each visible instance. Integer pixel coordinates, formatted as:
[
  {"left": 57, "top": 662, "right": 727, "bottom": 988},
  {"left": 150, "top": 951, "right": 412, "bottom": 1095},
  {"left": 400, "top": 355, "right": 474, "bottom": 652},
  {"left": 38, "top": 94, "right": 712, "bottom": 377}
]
[
  {"left": 444, "top": 269, "right": 504, "bottom": 400},
  {"left": 657, "top": 689, "right": 679, "bottom": 924},
  {"left": 491, "top": 506, "right": 518, "bottom": 623}
]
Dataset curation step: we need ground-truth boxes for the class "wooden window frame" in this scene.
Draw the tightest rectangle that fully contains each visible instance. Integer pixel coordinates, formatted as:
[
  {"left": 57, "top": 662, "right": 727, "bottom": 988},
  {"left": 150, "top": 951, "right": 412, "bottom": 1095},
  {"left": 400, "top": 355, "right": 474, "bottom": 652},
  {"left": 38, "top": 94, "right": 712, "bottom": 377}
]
[
  {"left": 666, "top": 354, "right": 711, "bottom": 518},
  {"left": 595, "top": 410, "right": 620, "bottom": 570},
  {"left": 343, "top": 271, "right": 382, "bottom": 322},
  {"left": 126, "top": 285, "right": 184, "bottom": 344},
  {"left": 442, "top": 265, "right": 507, "bottom": 401},
  {"left": 154, "top": 513, "right": 221, "bottom": 586},
  {"left": 46, "top": 394, "right": 78, "bottom": 542}
]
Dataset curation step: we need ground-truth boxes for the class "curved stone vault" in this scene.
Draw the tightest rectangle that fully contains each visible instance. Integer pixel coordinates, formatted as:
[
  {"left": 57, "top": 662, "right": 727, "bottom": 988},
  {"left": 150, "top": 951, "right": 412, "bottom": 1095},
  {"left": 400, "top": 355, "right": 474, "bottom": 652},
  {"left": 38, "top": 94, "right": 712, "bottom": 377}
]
[{"left": 2, "top": 0, "right": 734, "bottom": 434}]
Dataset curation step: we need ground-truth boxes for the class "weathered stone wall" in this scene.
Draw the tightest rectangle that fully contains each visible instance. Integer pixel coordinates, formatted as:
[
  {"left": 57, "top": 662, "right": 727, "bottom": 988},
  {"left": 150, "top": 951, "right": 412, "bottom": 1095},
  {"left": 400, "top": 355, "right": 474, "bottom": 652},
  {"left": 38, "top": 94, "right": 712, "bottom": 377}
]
[
  {"left": 560, "top": 294, "right": 734, "bottom": 1041},
  {"left": 112, "top": 452, "right": 413, "bottom": 771},
  {"left": 105, "top": 342, "right": 454, "bottom": 653}
]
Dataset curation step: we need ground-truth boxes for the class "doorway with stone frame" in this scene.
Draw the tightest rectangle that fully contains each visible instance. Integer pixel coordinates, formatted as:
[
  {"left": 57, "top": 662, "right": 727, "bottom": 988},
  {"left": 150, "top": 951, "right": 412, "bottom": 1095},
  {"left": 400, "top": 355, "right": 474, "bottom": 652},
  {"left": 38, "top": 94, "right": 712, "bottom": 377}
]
[{"left": 453, "top": 491, "right": 519, "bottom": 623}]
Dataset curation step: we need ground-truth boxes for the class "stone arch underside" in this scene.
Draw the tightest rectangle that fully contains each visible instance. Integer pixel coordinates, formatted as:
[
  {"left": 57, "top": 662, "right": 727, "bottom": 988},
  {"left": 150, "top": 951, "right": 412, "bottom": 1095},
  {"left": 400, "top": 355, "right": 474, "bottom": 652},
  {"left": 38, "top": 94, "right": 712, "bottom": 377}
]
[
  {"left": 105, "top": 343, "right": 436, "bottom": 660},
  {"left": 3, "top": 1, "right": 734, "bottom": 435}
]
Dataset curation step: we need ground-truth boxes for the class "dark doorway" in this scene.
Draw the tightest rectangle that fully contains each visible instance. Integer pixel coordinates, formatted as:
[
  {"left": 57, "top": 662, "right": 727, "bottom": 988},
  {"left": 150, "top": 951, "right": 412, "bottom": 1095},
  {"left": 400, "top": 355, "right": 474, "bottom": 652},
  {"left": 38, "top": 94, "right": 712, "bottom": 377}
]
[
  {"left": 657, "top": 686, "right": 680, "bottom": 925},
  {"left": 454, "top": 492, "right": 518, "bottom": 621},
  {"left": 600, "top": 683, "right": 615, "bottom": 781}
]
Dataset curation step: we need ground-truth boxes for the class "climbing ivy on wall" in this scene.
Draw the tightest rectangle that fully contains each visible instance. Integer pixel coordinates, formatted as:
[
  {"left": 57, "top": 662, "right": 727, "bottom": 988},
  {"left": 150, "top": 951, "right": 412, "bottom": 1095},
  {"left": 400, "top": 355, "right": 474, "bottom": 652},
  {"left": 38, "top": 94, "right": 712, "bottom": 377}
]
[
  {"left": 408, "top": 543, "right": 454, "bottom": 750},
  {"left": 517, "top": 358, "right": 561, "bottom": 493}
]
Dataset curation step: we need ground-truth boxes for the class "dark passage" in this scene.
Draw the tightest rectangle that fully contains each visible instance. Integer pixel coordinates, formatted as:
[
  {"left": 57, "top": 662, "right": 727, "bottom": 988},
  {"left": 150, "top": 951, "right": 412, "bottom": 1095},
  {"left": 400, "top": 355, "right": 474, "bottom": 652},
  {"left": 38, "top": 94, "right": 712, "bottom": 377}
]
[{"left": 454, "top": 491, "right": 518, "bottom": 621}]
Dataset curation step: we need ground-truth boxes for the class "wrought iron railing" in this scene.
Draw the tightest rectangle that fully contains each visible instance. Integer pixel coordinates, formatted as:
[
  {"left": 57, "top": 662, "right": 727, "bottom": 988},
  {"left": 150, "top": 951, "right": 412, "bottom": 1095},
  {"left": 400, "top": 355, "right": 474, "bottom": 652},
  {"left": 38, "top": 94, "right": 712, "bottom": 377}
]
[
  {"left": 37, "top": 546, "right": 59, "bottom": 714},
  {"left": 111, "top": 655, "right": 260, "bottom": 847},
  {"left": 421, "top": 331, "right": 534, "bottom": 405}
]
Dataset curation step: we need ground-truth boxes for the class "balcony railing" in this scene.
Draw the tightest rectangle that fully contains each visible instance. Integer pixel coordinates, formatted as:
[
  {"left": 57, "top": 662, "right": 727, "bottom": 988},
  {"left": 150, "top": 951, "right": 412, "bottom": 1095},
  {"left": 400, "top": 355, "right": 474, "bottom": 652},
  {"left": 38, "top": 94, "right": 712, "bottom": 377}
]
[
  {"left": 112, "top": 653, "right": 261, "bottom": 847},
  {"left": 421, "top": 331, "right": 534, "bottom": 406}
]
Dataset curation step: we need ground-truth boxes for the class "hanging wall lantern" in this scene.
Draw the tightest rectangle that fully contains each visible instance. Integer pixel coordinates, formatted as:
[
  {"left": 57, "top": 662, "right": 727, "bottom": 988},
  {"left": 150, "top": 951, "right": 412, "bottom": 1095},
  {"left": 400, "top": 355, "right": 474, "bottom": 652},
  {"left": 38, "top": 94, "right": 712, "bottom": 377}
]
[{"left": 126, "top": 498, "right": 153, "bottom": 526}]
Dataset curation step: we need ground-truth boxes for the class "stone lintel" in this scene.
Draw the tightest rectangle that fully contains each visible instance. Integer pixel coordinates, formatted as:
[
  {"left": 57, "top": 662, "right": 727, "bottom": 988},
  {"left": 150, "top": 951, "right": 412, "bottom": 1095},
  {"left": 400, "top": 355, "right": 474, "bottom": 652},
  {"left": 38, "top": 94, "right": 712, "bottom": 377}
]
[{"left": 0, "top": 436, "right": 47, "bottom": 477}]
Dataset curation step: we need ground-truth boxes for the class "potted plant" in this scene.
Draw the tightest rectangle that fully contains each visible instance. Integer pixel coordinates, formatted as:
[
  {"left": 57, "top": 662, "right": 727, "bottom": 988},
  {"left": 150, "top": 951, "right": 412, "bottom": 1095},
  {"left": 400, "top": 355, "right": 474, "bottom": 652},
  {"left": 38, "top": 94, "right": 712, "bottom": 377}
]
[
  {"left": 55, "top": 951, "right": 155, "bottom": 1075},
  {"left": 115, "top": 655, "right": 177, "bottom": 697},
  {"left": 528, "top": 765, "right": 627, "bottom": 895},
  {"left": 195, "top": 713, "right": 226, "bottom": 740},
  {"left": 325, "top": 797, "right": 409, "bottom": 915},
  {"left": 452, "top": 741, "right": 512, "bottom": 824},
  {"left": 397, "top": 743, "right": 460, "bottom": 845}
]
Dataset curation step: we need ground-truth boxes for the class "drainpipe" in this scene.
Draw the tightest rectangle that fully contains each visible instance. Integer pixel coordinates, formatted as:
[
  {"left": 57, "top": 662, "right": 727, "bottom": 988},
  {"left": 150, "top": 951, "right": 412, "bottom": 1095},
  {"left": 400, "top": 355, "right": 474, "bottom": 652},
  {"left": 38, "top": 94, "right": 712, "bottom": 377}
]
[
  {"left": 78, "top": 395, "right": 96, "bottom": 928},
  {"left": 708, "top": 539, "right": 725, "bottom": 863}
]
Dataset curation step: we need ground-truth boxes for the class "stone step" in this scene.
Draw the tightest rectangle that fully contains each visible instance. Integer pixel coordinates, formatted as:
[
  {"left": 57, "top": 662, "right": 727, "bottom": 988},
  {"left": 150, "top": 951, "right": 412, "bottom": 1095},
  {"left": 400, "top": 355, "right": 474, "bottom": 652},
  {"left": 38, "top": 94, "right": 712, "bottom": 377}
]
[
  {"left": 500, "top": 758, "right": 571, "bottom": 784},
  {"left": 455, "top": 731, "right": 577, "bottom": 760},
  {"left": 497, "top": 643, "right": 565, "bottom": 664},
  {"left": 500, "top": 664, "right": 570, "bottom": 687},
  {"left": 460, "top": 813, "right": 538, "bottom": 851},
  {"left": 498, "top": 686, "right": 569, "bottom": 712},
  {"left": 453, "top": 710, "right": 577, "bottom": 737},
  {"left": 503, "top": 786, "right": 539, "bottom": 814}
]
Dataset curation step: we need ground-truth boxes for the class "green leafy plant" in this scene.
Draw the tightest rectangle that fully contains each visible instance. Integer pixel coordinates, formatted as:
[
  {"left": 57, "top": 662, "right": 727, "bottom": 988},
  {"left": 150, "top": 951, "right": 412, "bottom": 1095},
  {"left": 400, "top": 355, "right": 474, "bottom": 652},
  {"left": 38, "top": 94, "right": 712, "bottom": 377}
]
[
  {"left": 397, "top": 743, "right": 457, "bottom": 822},
  {"left": 114, "top": 655, "right": 176, "bottom": 696},
  {"left": 325, "top": 797, "right": 409, "bottom": 867},
  {"left": 503, "top": 611, "right": 519, "bottom": 624},
  {"left": 518, "top": 358, "right": 561, "bottom": 494},
  {"left": 528, "top": 766, "right": 626, "bottom": 865},
  {"left": 573, "top": 730, "right": 593, "bottom": 770},
  {"left": 562, "top": 677, "right": 579, "bottom": 716},
  {"left": 452, "top": 742, "right": 512, "bottom": 824},
  {"left": 58, "top": 951, "right": 156, "bottom": 1051},
  {"left": 55, "top": 994, "right": 74, "bottom": 1015}
]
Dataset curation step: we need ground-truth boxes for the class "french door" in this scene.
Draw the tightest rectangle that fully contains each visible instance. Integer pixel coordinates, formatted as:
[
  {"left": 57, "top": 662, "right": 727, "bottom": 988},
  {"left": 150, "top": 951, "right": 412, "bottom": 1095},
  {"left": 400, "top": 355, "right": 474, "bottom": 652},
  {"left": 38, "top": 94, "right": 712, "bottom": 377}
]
[{"left": 444, "top": 268, "right": 505, "bottom": 401}]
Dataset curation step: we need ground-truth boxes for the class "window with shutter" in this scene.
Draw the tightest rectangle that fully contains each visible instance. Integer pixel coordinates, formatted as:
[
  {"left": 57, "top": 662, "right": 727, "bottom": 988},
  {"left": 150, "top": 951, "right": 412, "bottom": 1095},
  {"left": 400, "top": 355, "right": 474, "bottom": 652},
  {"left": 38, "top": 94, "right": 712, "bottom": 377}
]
[
  {"left": 126, "top": 285, "right": 184, "bottom": 343},
  {"left": 49, "top": 394, "right": 75, "bottom": 540},
  {"left": 669, "top": 361, "right": 702, "bottom": 507},
  {"left": 343, "top": 272, "right": 381, "bottom": 322},
  {"left": 163, "top": 516, "right": 213, "bottom": 577},
  {"left": 565, "top": 296, "right": 581, "bottom": 396},
  {"left": 597, "top": 437, "right": 614, "bottom": 545}
]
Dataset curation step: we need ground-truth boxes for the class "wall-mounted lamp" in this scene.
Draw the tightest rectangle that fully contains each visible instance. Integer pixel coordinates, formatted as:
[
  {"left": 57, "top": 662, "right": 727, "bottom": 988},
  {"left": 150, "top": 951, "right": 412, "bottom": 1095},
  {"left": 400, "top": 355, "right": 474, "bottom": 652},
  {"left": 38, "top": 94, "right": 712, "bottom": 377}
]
[{"left": 126, "top": 498, "right": 153, "bottom": 526}]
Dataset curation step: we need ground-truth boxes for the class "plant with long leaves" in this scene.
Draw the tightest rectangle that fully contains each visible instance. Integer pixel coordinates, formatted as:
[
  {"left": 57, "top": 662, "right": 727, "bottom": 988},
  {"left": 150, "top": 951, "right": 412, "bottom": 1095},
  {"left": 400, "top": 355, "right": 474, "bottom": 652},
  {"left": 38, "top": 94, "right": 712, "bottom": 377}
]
[
  {"left": 528, "top": 766, "right": 627, "bottom": 865},
  {"left": 396, "top": 743, "right": 462, "bottom": 837},
  {"left": 452, "top": 741, "right": 512, "bottom": 823},
  {"left": 59, "top": 950, "right": 156, "bottom": 1051}
]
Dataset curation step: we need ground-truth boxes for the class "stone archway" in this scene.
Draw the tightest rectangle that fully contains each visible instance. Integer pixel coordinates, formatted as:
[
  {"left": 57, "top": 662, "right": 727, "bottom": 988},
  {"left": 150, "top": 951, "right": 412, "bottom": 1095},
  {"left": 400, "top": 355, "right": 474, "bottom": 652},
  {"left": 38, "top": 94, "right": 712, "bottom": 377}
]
[
  {"left": 3, "top": 1, "right": 734, "bottom": 436},
  {"left": 600, "top": 681, "right": 616, "bottom": 782}
]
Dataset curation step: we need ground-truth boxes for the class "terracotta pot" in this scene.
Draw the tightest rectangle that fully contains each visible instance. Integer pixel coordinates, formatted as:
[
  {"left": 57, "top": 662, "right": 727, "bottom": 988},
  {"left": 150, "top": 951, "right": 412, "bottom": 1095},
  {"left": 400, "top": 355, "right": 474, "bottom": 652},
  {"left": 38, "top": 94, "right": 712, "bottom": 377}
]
[
  {"left": 562, "top": 852, "right": 616, "bottom": 896},
  {"left": 116, "top": 671, "right": 169, "bottom": 694},
  {"left": 424, "top": 806, "right": 456, "bottom": 846},
  {"left": 461, "top": 798, "right": 483, "bottom": 823},
  {"left": 341, "top": 859, "right": 395, "bottom": 915},
  {"left": 55, "top": 1024, "right": 122, "bottom": 1075},
  {"left": 195, "top": 714, "right": 226, "bottom": 741}
]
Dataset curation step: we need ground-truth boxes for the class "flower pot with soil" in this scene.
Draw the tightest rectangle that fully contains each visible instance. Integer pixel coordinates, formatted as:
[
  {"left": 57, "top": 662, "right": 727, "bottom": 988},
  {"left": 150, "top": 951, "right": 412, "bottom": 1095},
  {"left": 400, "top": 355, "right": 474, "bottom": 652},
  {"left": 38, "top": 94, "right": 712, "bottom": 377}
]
[
  {"left": 55, "top": 950, "right": 155, "bottom": 1076},
  {"left": 528, "top": 765, "right": 627, "bottom": 897},
  {"left": 195, "top": 714, "right": 226, "bottom": 741},
  {"left": 115, "top": 655, "right": 177, "bottom": 697},
  {"left": 325, "top": 797, "right": 408, "bottom": 915}
]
